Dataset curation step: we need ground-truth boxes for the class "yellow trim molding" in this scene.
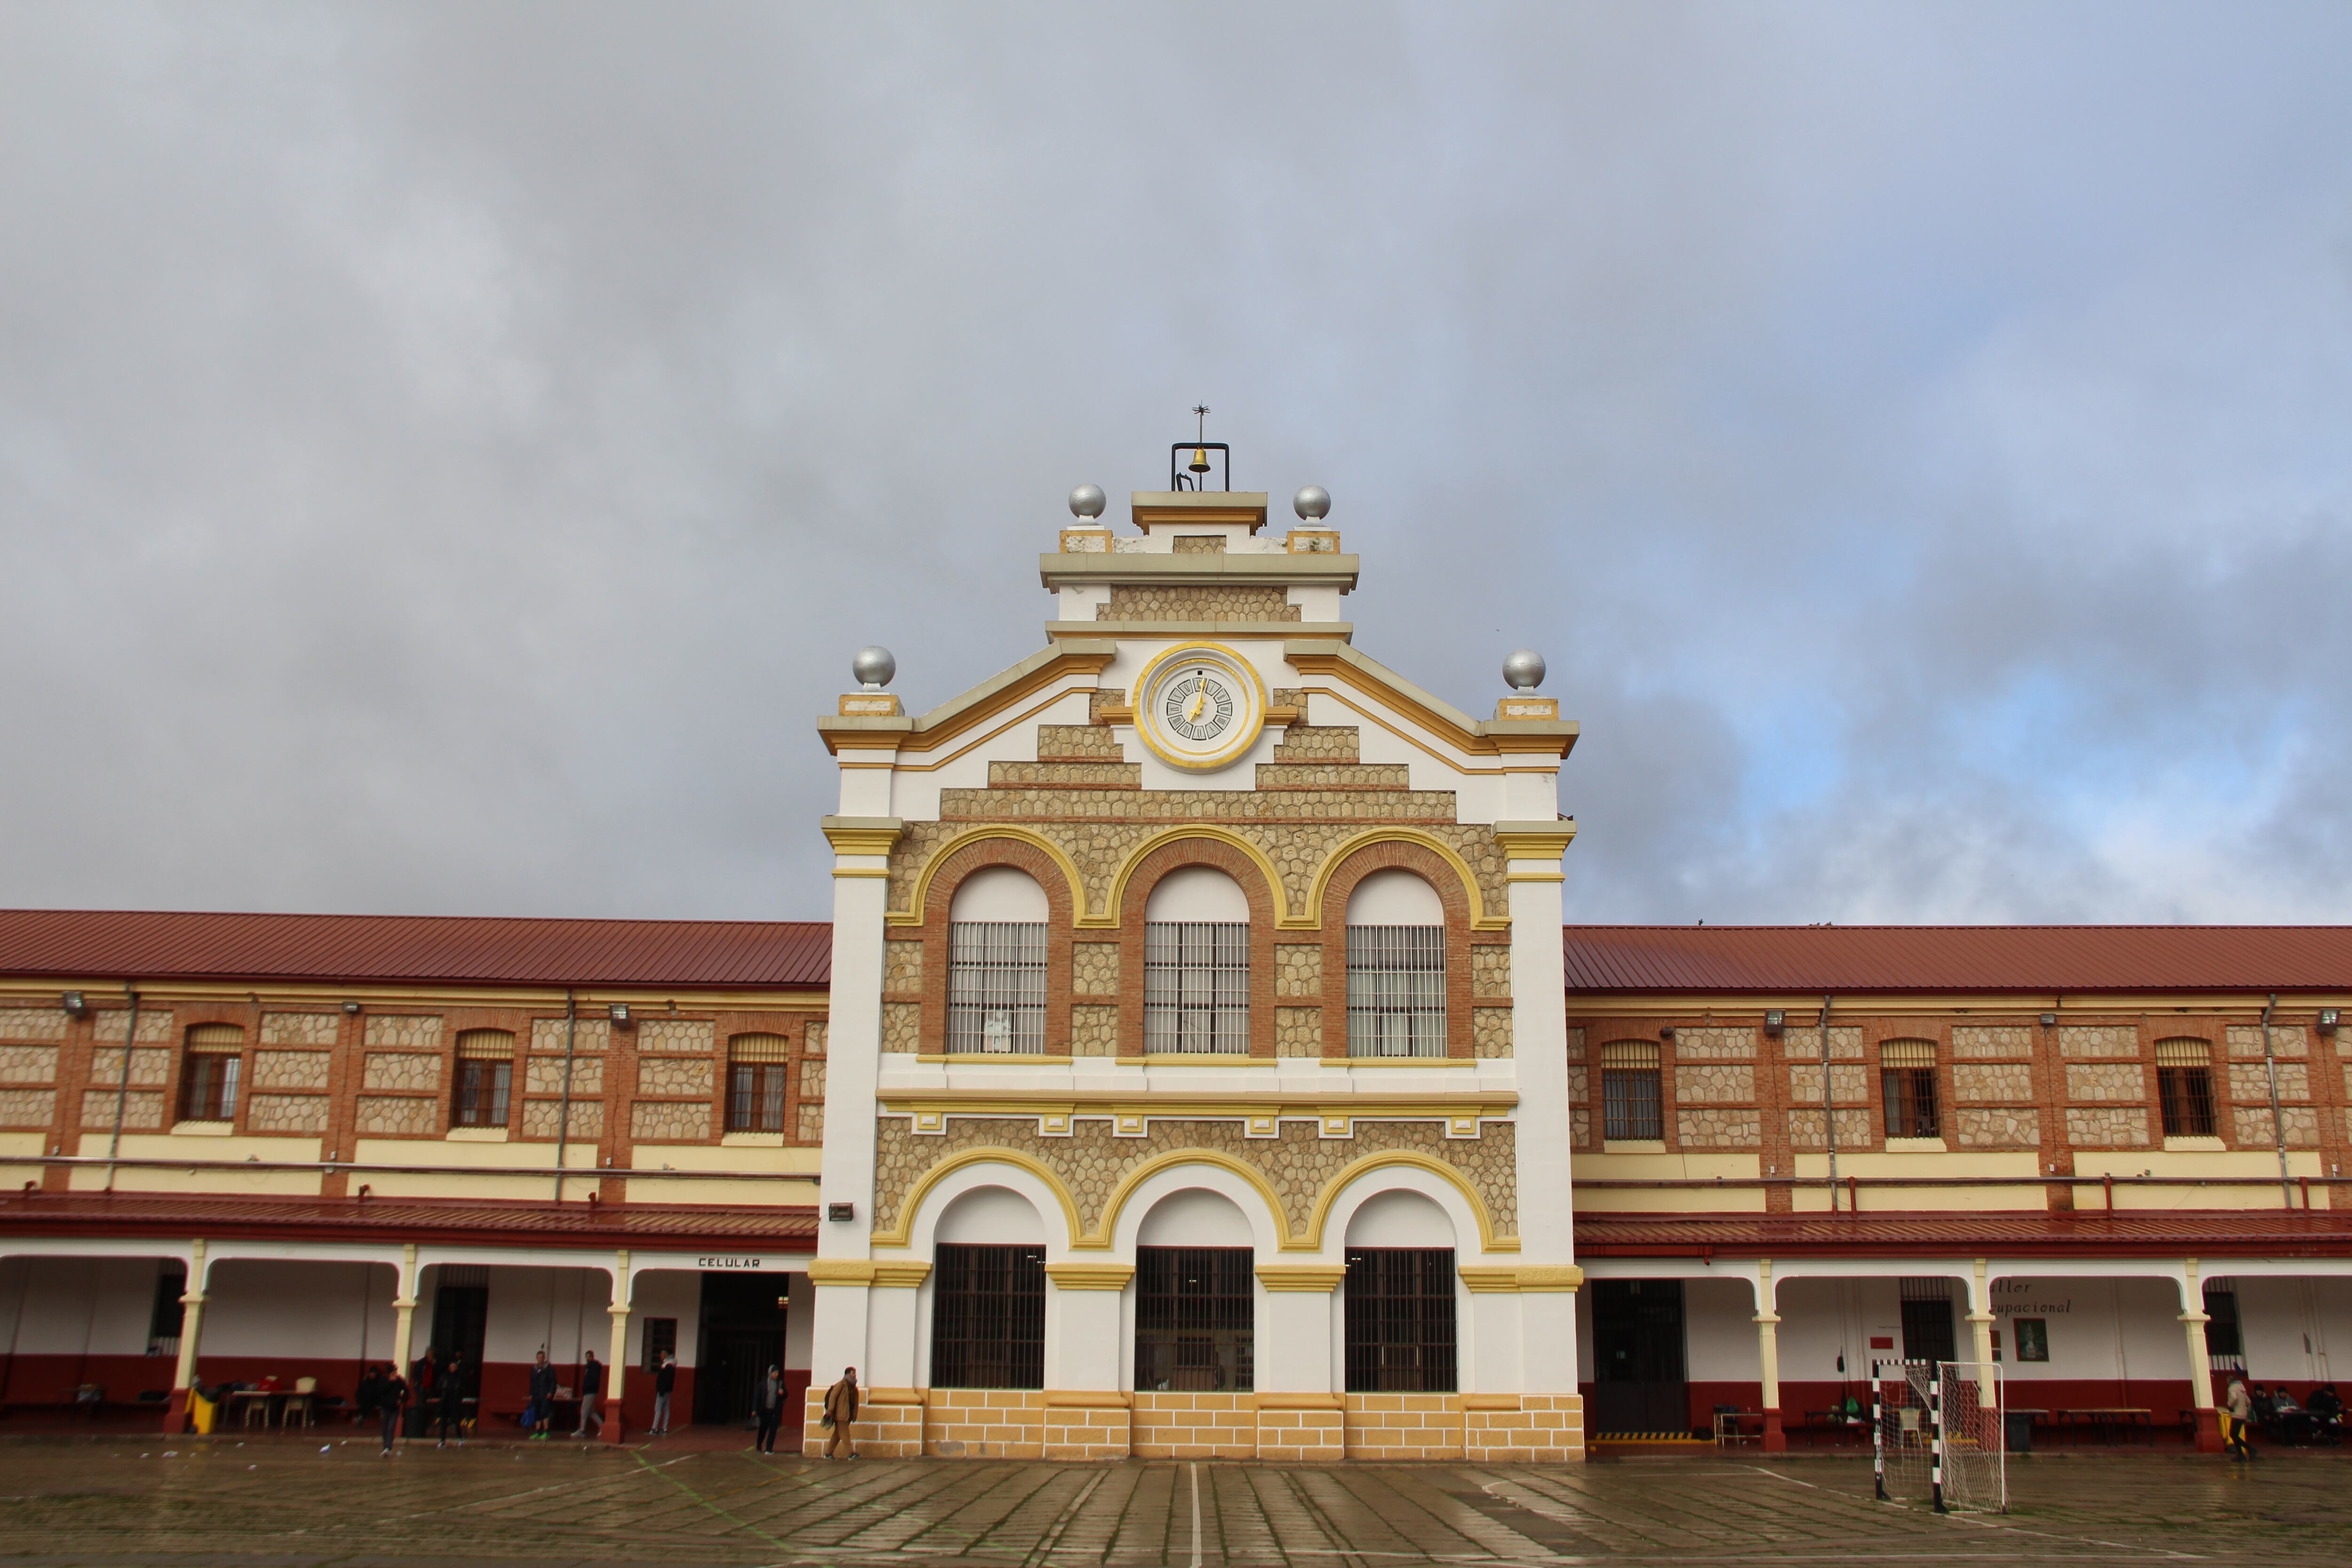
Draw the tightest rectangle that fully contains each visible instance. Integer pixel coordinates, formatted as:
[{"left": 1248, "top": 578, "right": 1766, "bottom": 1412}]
[
  {"left": 1303, "top": 1150, "right": 1513, "bottom": 1253},
  {"left": 820, "top": 817, "right": 904, "bottom": 857},
  {"left": 1255, "top": 1265, "right": 1348, "bottom": 1292},
  {"left": 1096, "top": 825, "right": 1294, "bottom": 929},
  {"left": 869, "top": 1262, "right": 932, "bottom": 1289},
  {"left": 804, "top": 1260, "right": 878, "bottom": 1286},
  {"left": 1093, "top": 1148, "right": 1289, "bottom": 1251},
  {"left": 1301, "top": 827, "right": 1506, "bottom": 931},
  {"left": 892, "top": 825, "right": 1090, "bottom": 927},
  {"left": 1045, "top": 1263, "right": 1135, "bottom": 1291},
  {"left": 870, "top": 1146, "right": 1086, "bottom": 1250},
  {"left": 1043, "top": 1389, "right": 1133, "bottom": 1408},
  {"left": 1459, "top": 1265, "right": 1583, "bottom": 1293}
]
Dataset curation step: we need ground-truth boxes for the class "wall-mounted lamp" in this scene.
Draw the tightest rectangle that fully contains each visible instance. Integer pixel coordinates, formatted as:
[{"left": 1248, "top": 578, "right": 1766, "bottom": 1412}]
[
  {"left": 2320, "top": 1008, "right": 2341, "bottom": 1035},
  {"left": 608, "top": 1003, "right": 632, "bottom": 1027},
  {"left": 1763, "top": 1010, "right": 1786, "bottom": 1035},
  {"left": 61, "top": 991, "right": 87, "bottom": 1019},
  {"left": 341, "top": 1000, "right": 362, "bottom": 1016},
  {"left": 2039, "top": 1012, "right": 2058, "bottom": 1027},
  {"left": 1658, "top": 1025, "right": 1676, "bottom": 1041},
  {"left": 826, "top": 1201, "right": 856, "bottom": 1222}
]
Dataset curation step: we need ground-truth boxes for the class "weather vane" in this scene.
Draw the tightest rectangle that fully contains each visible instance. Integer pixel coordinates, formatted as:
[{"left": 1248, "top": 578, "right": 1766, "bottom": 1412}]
[{"left": 1173, "top": 406, "right": 1228, "bottom": 490}]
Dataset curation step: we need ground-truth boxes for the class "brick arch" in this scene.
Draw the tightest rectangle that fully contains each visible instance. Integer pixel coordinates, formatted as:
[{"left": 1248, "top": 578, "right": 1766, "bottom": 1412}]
[
  {"left": 908, "top": 836, "right": 1080, "bottom": 1057},
  {"left": 1314, "top": 840, "right": 1483, "bottom": 1061},
  {"left": 1115, "top": 837, "right": 1282, "bottom": 1060}
]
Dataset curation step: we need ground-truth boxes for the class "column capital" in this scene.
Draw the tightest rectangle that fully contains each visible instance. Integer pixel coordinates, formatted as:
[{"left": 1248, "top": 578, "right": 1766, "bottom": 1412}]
[
  {"left": 1255, "top": 1264, "right": 1346, "bottom": 1293},
  {"left": 1047, "top": 1263, "right": 1134, "bottom": 1291},
  {"left": 1753, "top": 1312, "right": 1781, "bottom": 1326}
]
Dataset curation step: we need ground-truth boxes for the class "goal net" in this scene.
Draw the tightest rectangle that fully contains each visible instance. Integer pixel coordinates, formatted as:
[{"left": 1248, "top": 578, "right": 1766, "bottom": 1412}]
[{"left": 1873, "top": 1360, "right": 2005, "bottom": 1514}]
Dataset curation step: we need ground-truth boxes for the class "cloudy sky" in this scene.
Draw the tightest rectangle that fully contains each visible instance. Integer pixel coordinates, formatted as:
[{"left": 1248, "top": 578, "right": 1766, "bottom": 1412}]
[{"left": 3, "top": 2, "right": 2350, "bottom": 927}]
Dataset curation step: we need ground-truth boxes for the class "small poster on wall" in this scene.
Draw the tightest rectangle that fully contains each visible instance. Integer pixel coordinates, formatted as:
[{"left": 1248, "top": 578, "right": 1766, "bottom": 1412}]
[{"left": 2013, "top": 1319, "right": 2050, "bottom": 1362}]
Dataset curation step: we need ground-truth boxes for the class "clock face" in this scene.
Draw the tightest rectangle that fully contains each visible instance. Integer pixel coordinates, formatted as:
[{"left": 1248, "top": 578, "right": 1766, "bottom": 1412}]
[{"left": 1134, "top": 643, "right": 1265, "bottom": 771}]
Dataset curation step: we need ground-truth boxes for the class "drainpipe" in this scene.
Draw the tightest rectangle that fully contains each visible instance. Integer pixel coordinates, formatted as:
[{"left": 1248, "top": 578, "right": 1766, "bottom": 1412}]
[
  {"left": 2261, "top": 994, "right": 2292, "bottom": 1209},
  {"left": 1820, "top": 993, "right": 1838, "bottom": 1214},
  {"left": 103, "top": 985, "right": 141, "bottom": 1194},
  {"left": 553, "top": 990, "right": 578, "bottom": 1202}
]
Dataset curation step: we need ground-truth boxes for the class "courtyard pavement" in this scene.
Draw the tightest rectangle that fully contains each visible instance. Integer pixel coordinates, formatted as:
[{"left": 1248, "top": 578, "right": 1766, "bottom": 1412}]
[{"left": 0, "top": 1436, "right": 2342, "bottom": 1566}]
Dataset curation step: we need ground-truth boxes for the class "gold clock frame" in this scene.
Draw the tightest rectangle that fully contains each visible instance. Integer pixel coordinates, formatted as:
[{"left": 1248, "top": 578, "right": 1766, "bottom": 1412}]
[{"left": 1131, "top": 641, "right": 1269, "bottom": 772}]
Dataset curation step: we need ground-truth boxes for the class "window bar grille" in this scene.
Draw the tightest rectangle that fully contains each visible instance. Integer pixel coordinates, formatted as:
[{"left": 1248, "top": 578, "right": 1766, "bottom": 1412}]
[
  {"left": 1144, "top": 922, "right": 1250, "bottom": 1054},
  {"left": 930, "top": 1243, "right": 1045, "bottom": 1389},
  {"left": 1134, "top": 1247, "right": 1255, "bottom": 1392},
  {"left": 947, "top": 922, "right": 1048, "bottom": 1054},
  {"left": 1343, "top": 1249, "right": 1457, "bottom": 1392},
  {"left": 1346, "top": 926, "right": 1446, "bottom": 1057},
  {"left": 1601, "top": 1042, "right": 1662, "bottom": 1142}
]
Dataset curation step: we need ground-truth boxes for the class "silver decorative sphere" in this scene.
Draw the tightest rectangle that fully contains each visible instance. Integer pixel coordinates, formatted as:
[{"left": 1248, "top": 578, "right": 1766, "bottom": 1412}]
[
  {"left": 1502, "top": 649, "right": 1546, "bottom": 692},
  {"left": 851, "top": 645, "right": 897, "bottom": 691},
  {"left": 1293, "top": 485, "right": 1330, "bottom": 520},
  {"left": 1068, "top": 484, "right": 1106, "bottom": 520}
]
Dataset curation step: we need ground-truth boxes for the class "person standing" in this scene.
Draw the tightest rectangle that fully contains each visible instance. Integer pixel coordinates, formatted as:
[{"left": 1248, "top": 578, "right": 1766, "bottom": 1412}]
[
  {"left": 574, "top": 1349, "right": 606, "bottom": 1439},
  {"left": 823, "top": 1365, "right": 860, "bottom": 1459},
  {"left": 526, "top": 1351, "right": 556, "bottom": 1440},
  {"left": 753, "top": 1364, "right": 785, "bottom": 1455},
  {"left": 435, "top": 1353, "right": 469, "bottom": 1448},
  {"left": 378, "top": 1366, "right": 408, "bottom": 1457},
  {"left": 2225, "top": 1375, "right": 2256, "bottom": 1461},
  {"left": 650, "top": 1351, "right": 677, "bottom": 1437}
]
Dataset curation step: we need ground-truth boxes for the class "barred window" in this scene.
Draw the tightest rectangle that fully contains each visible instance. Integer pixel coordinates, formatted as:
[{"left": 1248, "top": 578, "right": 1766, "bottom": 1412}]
[
  {"left": 930, "top": 1243, "right": 1045, "bottom": 1389},
  {"left": 1144, "top": 923, "right": 1250, "bottom": 1054},
  {"left": 1899, "top": 1277, "right": 1957, "bottom": 1364},
  {"left": 178, "top": 1025, "right": 243, "bottom": 1122},
  {"left": 1344, "top": 1248, "right": 1456, "bottom": 1392},
  {"left": 451, "top": 1029, "right": 513, "bottom": 1128},
  {"left": 726, "top": 1033, "right": 791, "bottom": 1132},
  {"left": 1347, "top": 927, "right": 1446, "bottom": 1057},
  {"left": 1135, "top": 1247, "right": 1254, "bottom": 1392},
  {"left": 1880, "top": 1039, "right": 1938, "bottom": 1138},
  {"left": 1601, "top": 1040, "right": 1662, "bottom": 1141},
  {"left": 948, "top": 923, "right": 1047, "bottom": 1054},
  {"left": 2156, "top": 1038, "right": 2217, "bottom": 1138}
]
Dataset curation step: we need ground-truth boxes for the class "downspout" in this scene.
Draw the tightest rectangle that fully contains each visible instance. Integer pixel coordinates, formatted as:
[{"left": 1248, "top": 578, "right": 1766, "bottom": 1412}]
[
  {"left": 2261, "top": 993, "right": 2292, "bottom": 1209},
  {"left": 1820, "top": 992, "right": 1839, "bottom": 1213},
  {"left": 553, "top": 990, "right": 578, "bottom": 1202},
  {"left": 104, "top": 985, "right": 142, "bottom": 1194}
]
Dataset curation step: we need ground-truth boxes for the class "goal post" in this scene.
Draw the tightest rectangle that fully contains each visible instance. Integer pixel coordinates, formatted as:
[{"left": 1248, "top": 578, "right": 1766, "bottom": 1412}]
[{"left": 1872, "top": 1359, "right": 2005, "bottom": 1515}]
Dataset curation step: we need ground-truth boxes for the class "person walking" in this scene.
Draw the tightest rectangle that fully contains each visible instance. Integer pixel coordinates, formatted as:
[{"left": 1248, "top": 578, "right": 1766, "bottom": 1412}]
[
  {"left": 378, "top": 1366, "right": 408, "bottom": 1457},
  {"left": 650, "top": 1351, "right": 677, "bottom": 1437},
  {"left": 2225, "top": 1375, "right": 2256, "bottom": 1460},
  {"left": 822, "top": 1365, "right": 860, "bottom": 1459},
  {"left": 526, "top": 1351, "right": 556, "bottom": 1440},
  {"left": 434, "top": 1353, "right": 469, "bottom": 1448},
  {"left": 575, "top": 1349, "right": 606, "bottom": 1439},
  {"left": 752, "top": 1364, "right": 786, "bottom": 1455}
]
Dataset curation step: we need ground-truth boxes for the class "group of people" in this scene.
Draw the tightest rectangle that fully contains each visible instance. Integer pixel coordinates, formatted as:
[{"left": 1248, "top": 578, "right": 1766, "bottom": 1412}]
[
  {"left": 353, "top": 1350, "right": 472, "bottom": 1455},
  {"left": 2223, "top": 1377, "right": 2345, "bottom": 1457},
  {"left": 756, "top": 1363, "right": 860, "bottom": 1458}
]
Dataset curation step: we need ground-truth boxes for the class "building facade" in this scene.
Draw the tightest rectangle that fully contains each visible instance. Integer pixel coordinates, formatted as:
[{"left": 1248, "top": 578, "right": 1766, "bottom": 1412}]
[{"left": 3, "top": 466, "right": 2350, "bottom": 1459}]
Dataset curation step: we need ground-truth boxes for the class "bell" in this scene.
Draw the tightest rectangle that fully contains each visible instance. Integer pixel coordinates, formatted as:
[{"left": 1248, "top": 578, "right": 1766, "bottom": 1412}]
[{"left": 1189, "top": 446, "right": 1211, "bottom": 474}]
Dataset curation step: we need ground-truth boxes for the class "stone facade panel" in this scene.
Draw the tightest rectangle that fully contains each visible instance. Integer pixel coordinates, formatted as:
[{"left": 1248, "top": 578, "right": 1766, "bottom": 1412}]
[
  {"left": 1097, "top": 584, "right": 1298, "bottom": 621},
  {"left": 803, "top": 1022, "right": 826, "bottom": 1055},
  {"left": 528, "top": 1018, "right": 610, "bottom": 1054},
  {"left": 246, "top": 1093, "right": 329, "bottom": 1134},
  {"left": 363, "top": 1052, "right": 441, "bottom": 1092},
  {"left": 1780, "top": 1026, "right": 1864, "bottom": 1061},
  {"left": 1037, "top": 724, "right": 1123, "bottom": 758},
  {"left": 1071, "top": 1005, "right": 1120, "bottom": 1058},
  {"left": 83, "top": 1011, "right": 175, "bottom": 1043},
  {"left": 1470, "top": 947, "right": 1511, "bottom": 1000},
  {"left": 1565, "top": 1028, "right": 1585, "bottom": 1063},
  {"left": 1787, "top": 1063, "right": 1869, "bottom": 1105},
  {"left": 1672, "top": 1027, "right": 1753, "bottom": 1061},
  {"left": 250, "top": 1051, "right": 330, "bottom": 1090},
  {"left": 882, "top": 939, "right": 924, "bottom": 994},
  {"left": 1275, "top": 1007, "right": 1321, "bottom": 1058},
  {"left": 638, "top": 1020, "right": 715, "bottom": 1054},
  {"left": 0, "top": 1088, "right": 56, "bottom": 1126},
  {"left": 354, "top": 1096, "right": 436, "bottom": 1136},
  {"left": 636, "top": 1057, "right": 714, "bottom": 1097},
  {"left": 1272, "top": 726, "right": 1359, "bottom": 761},
  {"left": 1786, "top": 1108, "right": 1873, "bottom": 1151},
  {"left": 2065, "top": 1106, "right": 2150, "bottom": 1147},
  {"left": 2234, "top": 1105, "right": 2321, "bottom": 1148},
  {"left": 800, "top": 1059, "right": 826, "bottom": 1099},
  {"left": 882, "top": 1002, "right": 923, "bottom": 1054},
  {"left": 522, "top": 1098, "right": 604, "bottom": 1140},
  {"left": 990, "top": 761, "right": 1142, "bottom": 788},
  {"left": 88, "top": 1047, "right": 170, "bottom": 1088},
  {"left": 525, "top": 1055, "right": 605, "bottom": 1096},
  {"left": 0, "top": 1045, "right": 58, "bottom": 1084},
  {"left": 2058, "top": 1025, "right": 2138, "bottom": 1059},
  {"left": 1675, "top": 1063, "right": 1754, "bottom": 1103},
  {"left": 2066, "top": 1063, "right": 2145, "bottom": 1102},
  {"left": 1951, "top": 1026, "right": 2036, "bottom": 1059},
  {"left": 1274, "top": 944, "right": 1322, "bottom": 998},
  {"left": 1472, "top": 1007, "right": 1513, "bottom": 1058},
  {"left": 1954, "top": 1063, "right": 2034, "bottom": 1103},
  {"left": 81, "top": 1089, "right": 163, "bottom": 1130},
  {"left": 1676, "top": 1107, "right": 1761, "bottom": 1148},
  {"left": 364, "top": 1016, "right": 443, "bottom": 1050},
  {"left": 0, "top": 1008, "right": 67, "bottom": 1041},
  {"left": 631, "top": 1100, "right": 710, "bottom": 1141},
  {"left": 1956, "top": 1106, "right": 2041, "bottom": 1148},
  {"left": 1255, "top": 763, "right": 1412, "bottom": 789},
  {"left": 2231, "top": 1062, "right": 2309, "bottom": 1103},
  {"left": 1072, "top": 943, "right": 1120, "bottom": 996},
  {"left": 259, "top": 1013, "right": 340, "bottom": 1046},
  {"left": 2227, "top": 1024, "right": 2308, "bottom": 1059},
  {"left": 797, "top": 1104, "right": 825, "bottom": 1142}
]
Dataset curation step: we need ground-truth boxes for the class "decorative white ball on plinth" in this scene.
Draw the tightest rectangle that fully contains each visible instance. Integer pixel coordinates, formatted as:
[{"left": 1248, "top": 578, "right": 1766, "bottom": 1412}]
[
  {"left": 1293, "top": 485, "right": 1330, "bottom": 520},
  {"left": 852, "top": 646, "right": 897, "bottom": 692},
  {"left": 1503, "top": 650, "right": 1546, "bottom": 692},
  {"left": 1068, "top": 484, "right": 1107, "bottom": 520}
]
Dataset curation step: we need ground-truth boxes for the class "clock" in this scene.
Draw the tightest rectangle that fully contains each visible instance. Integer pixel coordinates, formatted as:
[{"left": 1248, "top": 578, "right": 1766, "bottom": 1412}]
[{"left": 1133, "top": 642, "right": 1267, "bottom": 771}]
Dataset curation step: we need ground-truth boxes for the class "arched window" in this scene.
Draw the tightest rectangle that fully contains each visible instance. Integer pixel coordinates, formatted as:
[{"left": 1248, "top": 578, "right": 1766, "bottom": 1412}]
[
  {"left": 1135, "top": 1189, "right": 1255, "bottom": 1393},
  {"left": 726, "top": 1033, "right": 790, "bottom": 1132},
  {"left": 1144, "top": 867, "right": 1250, "bottom": 1054},
  {"left": 178, "top": 1024, "right": 243, "bottom": 1122},
  {"left": 1345, "top": 870, "right": 1446, "bottom": 1058},
  {"left": 1601, "top": 1040, "right": 1662, "bottom": 1142},
  {"left": 452, "top": 1030, "right": 514, "bottom": 1128},
  {"left": 1343, "top": 1190, "right": 1456, "bottom": 1393},
  {"left": 2156, "top": 1038, "right": 2217, "bottom": 1138},
  {"left": 1879, "top": 1039, "right": 1939, "bottom": 1138},
  {"left": 948, "top": 868, "right": 1048, "bottom": 1054}
]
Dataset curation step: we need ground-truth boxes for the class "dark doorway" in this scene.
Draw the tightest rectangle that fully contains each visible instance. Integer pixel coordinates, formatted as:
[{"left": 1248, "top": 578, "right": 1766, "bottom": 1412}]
[
  {"left": 1135, "top": 1247, "right": 1253, "bottom": 1393},
  {"left": 694, "top": 1272, "right": 791, "bottom": 1427},
  {"left": 1899, "top": 1279, "right": 1957, "bottom": 1365},
  {"left": 428, "top": 1284, "right": 488, "bottom": 1400},
  {"left": 1591, "top": 1279, "right": 1688, "bottom": 1435}
]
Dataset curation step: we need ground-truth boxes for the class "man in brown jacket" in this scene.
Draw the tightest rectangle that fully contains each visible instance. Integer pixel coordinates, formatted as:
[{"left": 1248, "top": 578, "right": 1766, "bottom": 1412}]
[{"left": 822, "top": 1366, "right": 860, "bottom": 1458}]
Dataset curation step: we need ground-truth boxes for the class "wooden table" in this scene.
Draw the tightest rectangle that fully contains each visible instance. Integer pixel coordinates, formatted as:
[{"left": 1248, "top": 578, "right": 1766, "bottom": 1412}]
[
  {"left": 2054, "top": 1407, "right": 2153, "bottom": 1445},
  {"left": 1712, "top": 1410, "right": 1765, "bottom": 1446}
]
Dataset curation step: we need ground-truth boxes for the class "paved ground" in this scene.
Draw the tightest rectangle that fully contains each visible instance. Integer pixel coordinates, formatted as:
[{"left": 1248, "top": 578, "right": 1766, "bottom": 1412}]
[{"left": 0, "top": 1437, "right": 2342, "bottom": 1566}]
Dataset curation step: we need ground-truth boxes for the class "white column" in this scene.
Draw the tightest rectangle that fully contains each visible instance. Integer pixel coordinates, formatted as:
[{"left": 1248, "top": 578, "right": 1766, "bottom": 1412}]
[
  {"left": 1045, "top": 1265, "right": 1132, "bottom": 1390},
  {"left": 1496, "top": 821, "right": 1579, "bottom": 1391},
  {"left": 811, "top": 813, "right": 902, "bottom": 1394},
  {"left": 388, "top": 1243, "right": 420, "bottom": 1376},
  {"left": 170, "top": 1239, "right": 208, "bottom": 1395},
  {"left": 1966, "top": 1258, "right": 1998, "bottom": 1404},
  {"left": 1254, "top": 1268, "right": 1343, "bottom": 1393},
  {"left": 604, "top": 1249, "right": 631, "bottom": 1438},
  {"left": 2180, "top": 1258, "right": 2215, "bottom": 1410}
]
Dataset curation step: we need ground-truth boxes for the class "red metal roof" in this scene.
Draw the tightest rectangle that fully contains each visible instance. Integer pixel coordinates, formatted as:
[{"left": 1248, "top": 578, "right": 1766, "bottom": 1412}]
[
  {"left": 1563, "top": 924, "right": 2352, "bottom": 995},
  {"left": 0, "top": 1191, "right": 818, "bottom": 1250},
  {"left": 0, "top": 909, "right": 831, "bottom": 989},
  {"left": 1573, "top": 1209, "right": 2352, "bottom": 1258}
]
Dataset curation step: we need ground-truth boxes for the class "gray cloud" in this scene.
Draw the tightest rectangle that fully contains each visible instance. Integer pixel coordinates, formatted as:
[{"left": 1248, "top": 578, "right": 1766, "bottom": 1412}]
[{"left": 2, "top": 1, "right": 2349, "bottom": 924}]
